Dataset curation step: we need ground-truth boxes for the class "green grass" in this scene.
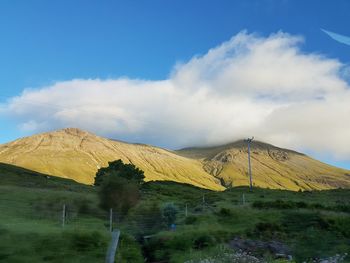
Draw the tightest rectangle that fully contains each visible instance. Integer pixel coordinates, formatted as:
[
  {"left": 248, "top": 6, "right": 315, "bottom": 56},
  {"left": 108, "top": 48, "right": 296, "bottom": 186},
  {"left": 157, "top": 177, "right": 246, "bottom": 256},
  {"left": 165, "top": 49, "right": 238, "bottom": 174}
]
[
  {"left": 138, "top": 182, "right": 350, "bottom": 262},
  {"left": 1, "top": 163, "right": 350, "bottom": 262},
  {"left": 0, "top": 163, "right": 111, "bottom": 262}
]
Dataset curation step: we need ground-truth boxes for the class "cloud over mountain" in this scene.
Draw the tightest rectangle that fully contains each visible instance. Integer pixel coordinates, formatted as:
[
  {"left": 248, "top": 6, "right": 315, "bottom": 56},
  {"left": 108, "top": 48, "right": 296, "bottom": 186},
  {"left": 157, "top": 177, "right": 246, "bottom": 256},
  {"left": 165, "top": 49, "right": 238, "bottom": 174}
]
[{"left": 2, "top": 31, "right": 350, "bottom": 159}]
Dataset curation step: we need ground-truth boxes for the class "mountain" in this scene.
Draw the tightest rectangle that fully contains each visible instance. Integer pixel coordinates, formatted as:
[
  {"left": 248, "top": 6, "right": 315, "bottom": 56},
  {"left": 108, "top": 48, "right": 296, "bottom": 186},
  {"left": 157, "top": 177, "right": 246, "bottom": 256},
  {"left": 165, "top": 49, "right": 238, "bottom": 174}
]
[
  {"left": 0, "top": 128, "right": 223, "bottom": 190},
  {"left": 0, "top": 128, "right": 349, "bottom": 191},
  {"left": 176, "top": 141, "right": 350, "bottom": 190}
]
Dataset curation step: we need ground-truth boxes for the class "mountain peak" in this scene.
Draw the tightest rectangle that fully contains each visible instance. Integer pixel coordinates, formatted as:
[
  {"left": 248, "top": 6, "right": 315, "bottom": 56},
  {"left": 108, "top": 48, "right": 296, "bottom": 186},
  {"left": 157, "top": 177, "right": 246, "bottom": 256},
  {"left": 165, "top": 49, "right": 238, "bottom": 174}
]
[{"left": 58, "top": 127, "right": 91, "bottom": 137}]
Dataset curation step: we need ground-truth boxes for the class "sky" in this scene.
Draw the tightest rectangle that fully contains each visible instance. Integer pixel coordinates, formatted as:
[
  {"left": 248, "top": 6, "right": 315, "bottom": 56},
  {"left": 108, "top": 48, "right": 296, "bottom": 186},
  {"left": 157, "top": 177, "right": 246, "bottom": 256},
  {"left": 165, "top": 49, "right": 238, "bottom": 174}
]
[{"left": 0, "top": 0, "right": 350, "bottom": 169}]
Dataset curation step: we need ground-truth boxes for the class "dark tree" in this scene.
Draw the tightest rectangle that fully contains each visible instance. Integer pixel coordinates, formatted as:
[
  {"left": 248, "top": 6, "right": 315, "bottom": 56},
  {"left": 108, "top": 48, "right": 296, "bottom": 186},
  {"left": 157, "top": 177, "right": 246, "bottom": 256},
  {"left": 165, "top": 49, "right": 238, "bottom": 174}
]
[
  {"left": 98, "top": 175, "right": 140, "bottom": 215},
  {"left": 94, "top": 159, "right": 145, "bottom": 186},
  {"left": 94, "top": 160, "right": 145, "bottom": 216}
]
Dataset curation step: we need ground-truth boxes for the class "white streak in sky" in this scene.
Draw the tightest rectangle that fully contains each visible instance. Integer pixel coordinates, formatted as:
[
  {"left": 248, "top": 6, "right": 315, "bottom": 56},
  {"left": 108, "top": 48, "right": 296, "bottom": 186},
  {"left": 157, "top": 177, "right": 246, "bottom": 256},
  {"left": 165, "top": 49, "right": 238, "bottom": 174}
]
[{"left": 322, "top": 29, "right": 350, "bottom": 46}]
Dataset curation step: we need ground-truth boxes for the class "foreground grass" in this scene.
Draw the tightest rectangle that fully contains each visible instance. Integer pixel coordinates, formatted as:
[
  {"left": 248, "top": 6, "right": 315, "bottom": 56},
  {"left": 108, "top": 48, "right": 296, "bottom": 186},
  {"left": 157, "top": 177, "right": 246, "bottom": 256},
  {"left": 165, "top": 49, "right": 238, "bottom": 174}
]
[
  {"left": 138, "top": 182, "right": 350, "bottom": 262},
  {"left": 1, "top": 163, "right": 350, "bottom": 262},
  {"left": 0, "top": 183, "right": 109, "bottom": 262},
  {"left": 0, "top": 163, "right": 110, "bottom": 262}
]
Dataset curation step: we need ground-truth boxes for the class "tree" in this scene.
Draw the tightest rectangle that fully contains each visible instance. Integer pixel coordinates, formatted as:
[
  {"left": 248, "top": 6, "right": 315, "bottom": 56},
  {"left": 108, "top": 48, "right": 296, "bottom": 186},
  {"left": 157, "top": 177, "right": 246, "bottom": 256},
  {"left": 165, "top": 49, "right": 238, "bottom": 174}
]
[
  {"left": 98, "top": 175, "right": 140, "bottom": 215},
  {"left": 94, "top": 159, "right": 145, "bottom": 186},
  {"left": 94, "top": 160, "right": 145, "bottom": 216}
]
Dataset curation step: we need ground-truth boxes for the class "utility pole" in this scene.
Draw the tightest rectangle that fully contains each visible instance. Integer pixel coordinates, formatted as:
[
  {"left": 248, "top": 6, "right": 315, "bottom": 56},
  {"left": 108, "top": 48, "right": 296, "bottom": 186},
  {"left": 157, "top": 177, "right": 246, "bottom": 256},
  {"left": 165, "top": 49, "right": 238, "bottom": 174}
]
[{"left": 244, "top": 137, "right": 254, "bottom": 191}]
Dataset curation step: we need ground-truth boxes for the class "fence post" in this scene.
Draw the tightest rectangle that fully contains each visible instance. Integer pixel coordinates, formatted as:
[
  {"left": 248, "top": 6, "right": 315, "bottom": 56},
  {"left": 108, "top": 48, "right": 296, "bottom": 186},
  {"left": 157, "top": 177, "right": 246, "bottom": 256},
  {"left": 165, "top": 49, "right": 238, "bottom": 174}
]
[
  {"left": 105, "top": 230, "right": 120, "bottom": 263},
  {"left": 109, "top": 208, "right": 113, "bottom": 232},
  {"left": 242, "top": 194, "right": 245, "bottom": 205},
  {"left": 62, "top": 204, "right": 66, "bottom": 228},
  {"left": 202, "top": 194, "right": 205, "bottom": 212},
  {"left": 185, "top": 204, "right": 188, "bottom": 217}
]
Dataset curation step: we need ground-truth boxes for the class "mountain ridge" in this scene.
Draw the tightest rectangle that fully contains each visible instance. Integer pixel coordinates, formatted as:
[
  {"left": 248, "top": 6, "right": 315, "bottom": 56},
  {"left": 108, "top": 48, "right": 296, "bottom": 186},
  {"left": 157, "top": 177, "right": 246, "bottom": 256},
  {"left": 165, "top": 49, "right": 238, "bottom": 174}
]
[
  {"left": 0, "top": 128, "right": 349, "bottom": 191},
  {"left": 176, "top": 140, "right": 305, "bottom": 160}
]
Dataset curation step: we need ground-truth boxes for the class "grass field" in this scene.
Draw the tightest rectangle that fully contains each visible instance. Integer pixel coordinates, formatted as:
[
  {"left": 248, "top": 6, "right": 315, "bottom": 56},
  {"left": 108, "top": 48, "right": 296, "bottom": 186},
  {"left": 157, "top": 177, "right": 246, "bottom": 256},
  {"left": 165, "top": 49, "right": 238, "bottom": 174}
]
[{"left": 0, "top": 163, "right": 349, "bottom": 262}]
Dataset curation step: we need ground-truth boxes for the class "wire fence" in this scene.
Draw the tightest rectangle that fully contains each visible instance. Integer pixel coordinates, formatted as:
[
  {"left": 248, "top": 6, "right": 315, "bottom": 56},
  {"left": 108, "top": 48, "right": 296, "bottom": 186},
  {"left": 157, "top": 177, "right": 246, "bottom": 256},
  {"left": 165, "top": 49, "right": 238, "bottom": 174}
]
[{"left": 0, "top": 192, "right": 251, "bottom": 235}]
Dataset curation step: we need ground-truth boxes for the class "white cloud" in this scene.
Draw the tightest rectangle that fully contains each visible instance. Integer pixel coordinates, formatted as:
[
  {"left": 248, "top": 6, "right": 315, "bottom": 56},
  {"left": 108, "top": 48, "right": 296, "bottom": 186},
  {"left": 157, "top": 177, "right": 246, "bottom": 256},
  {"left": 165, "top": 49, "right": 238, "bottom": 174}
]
[{"left": 2, "top": 31, "right": 350, "bottom": 159}]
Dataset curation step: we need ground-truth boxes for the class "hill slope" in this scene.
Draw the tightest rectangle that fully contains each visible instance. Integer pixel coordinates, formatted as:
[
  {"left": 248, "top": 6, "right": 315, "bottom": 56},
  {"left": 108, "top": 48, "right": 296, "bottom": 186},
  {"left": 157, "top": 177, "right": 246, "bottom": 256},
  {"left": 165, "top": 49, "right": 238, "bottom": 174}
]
[
  {"left": 0, "top": 128, "right": 349, "bottom": 191},
  {"left": 176, "top": 141, "right": 350, "bottom": 190},
  {"left": 0, "top": 128, "right": 223, "bottom": 190}
]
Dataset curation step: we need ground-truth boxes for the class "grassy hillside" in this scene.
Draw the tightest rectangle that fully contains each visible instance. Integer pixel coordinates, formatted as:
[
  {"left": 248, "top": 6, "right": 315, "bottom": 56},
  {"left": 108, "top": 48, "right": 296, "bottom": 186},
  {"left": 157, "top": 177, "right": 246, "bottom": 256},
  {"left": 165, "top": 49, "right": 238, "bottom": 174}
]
[
  {"left": 0, "top": 128, "right": 349, "bottom": 191},
  {"left": 1, "top": 164, "right": 349, "bottom": 262},
  {"left": 0, "top": 164, "right": 108, "bottom": 262},
  {"left": 0, "top": 162, "right": 88, "bottom": 190},
  {"left": 140, "top": 183, "right": 350, "bottom": 262}
]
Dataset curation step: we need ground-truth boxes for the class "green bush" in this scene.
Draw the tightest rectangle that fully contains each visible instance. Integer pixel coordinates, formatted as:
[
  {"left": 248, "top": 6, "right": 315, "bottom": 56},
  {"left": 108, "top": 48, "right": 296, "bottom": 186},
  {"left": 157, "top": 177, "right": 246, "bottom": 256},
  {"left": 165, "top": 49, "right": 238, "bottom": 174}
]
[
  {"left": 332, "top": 204, "right": 350, "bottom": 213},
  {"left": 253, "top": 200, "right": 306, "bottom": 210},
  {"left": 167, "top": 235, "right": 193, "bottom": 251},
  {"left": 253, "top": 200, "right": 295, "bottom": 209},
  {"left": 193, "top": 234, "right": 216, "bottom": 249},
  {"left": 116, "top": 234, "right": 143, "bottom": 263},
  {"left": 250, "top": 222, "right": 284, "bottom": 239},
  {"left": 218, "top": 207, "right": 232, "bottom": 217},
  {"left": 127, "top": 201, "right": 163, "bottom": 236},
  {"left": 330, "top": 217, "right": 350, "bottom": 237},
  {"left": 310, "top": 203, "right": 325, "bottom": 209},
  {"left": 281, "top": 211, "right": 330, "bottom": 233},
  {"left": 162, "top": 203, "right": 179, "bottom": 226},
  {"left": 66, "top": 230, "right": 107, "bottom": 252},
  {"left": 295, "top": 201, "right": 308, "bottom": 208},
  {"left": 184, "top": 215, "right": 198, "bottom": 225}
]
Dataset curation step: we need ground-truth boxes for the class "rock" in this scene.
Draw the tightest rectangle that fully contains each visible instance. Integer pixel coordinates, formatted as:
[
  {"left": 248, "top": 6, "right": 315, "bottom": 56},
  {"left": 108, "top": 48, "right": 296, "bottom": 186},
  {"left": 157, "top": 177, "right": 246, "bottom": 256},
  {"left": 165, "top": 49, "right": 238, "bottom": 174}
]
[{"left": 229, "top": 237, "right": 291, "bottom": 259}]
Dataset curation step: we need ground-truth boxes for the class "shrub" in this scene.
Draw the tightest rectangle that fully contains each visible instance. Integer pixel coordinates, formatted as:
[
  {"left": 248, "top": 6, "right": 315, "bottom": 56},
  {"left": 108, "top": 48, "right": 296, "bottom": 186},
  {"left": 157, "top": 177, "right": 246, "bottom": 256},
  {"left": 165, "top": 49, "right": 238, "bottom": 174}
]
[
  {"left": 162, "top": 203, "right": 179, "bottom": 226},
  {"left": 253, "top": 200, "right": 305, "bottom": 210},
  {"left": 251, "top": 222, "right": 284, "bottom": 239},
  {"left": 332, "top": 204, "right": 350, "bottom": 213},
  {"left": 66, "top": 230, "right": 107, "bottom": 252},
  {"left": 184, "top": 215, "right": 198, "bottom": 225},
  {"left": 330, "top": 217, "right": 350, "bottom": 237},
  {"left": 193, "top": 234, "right": 216, "bottom": 249},
  {"left": 218, "top": 207, "right": 232, "bottom": 217},
  {"left": 281, "top": 211, "right": 330, "bottom": 233},
  {"left": 128, "top": 201, "right": 163, "bottom": 235},
  {"left": 167, "top": 235, "right": 193, "bottom": 251},
  {"left": 310, "top": 203, "right": 325, "bottom": 209},
  {"left": 116, "top": 234, "right": 143, "bottom": 263},
  {"left": 295, "top": 201, "right": 308, "bottom": 208}
]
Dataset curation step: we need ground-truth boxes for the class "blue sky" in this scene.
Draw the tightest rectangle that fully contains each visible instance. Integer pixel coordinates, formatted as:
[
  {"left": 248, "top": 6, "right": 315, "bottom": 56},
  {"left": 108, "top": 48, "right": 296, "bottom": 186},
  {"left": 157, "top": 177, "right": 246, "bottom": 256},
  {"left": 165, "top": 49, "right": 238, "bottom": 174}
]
[{"left": 0, "top": 0, "right": 350, "bottom": 169}]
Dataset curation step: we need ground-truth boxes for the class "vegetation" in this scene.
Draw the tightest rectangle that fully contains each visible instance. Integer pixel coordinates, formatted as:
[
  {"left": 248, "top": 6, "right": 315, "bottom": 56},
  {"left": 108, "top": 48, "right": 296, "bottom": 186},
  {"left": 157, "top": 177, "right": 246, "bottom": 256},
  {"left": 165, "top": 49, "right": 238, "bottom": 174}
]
[
  {"left": 162, "top": 203, "right": 179, "bottom": 227},
  {"left": 95, "top": 160, "right": 144, "bottom": 215},
  {"left": 1, "top": 163, "right": 350, "bottom": 262},
  {"left": 94, "top": 159, "right": 145, "bottom": 186}
]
